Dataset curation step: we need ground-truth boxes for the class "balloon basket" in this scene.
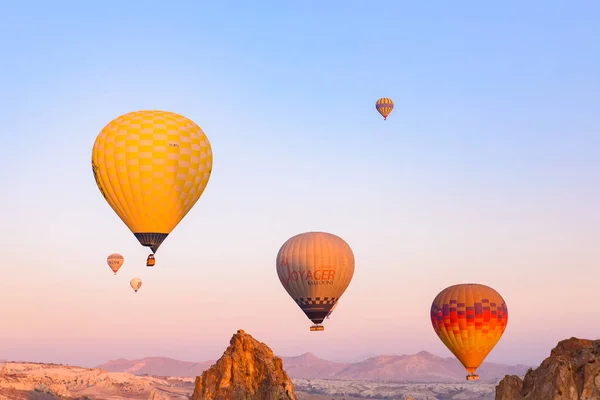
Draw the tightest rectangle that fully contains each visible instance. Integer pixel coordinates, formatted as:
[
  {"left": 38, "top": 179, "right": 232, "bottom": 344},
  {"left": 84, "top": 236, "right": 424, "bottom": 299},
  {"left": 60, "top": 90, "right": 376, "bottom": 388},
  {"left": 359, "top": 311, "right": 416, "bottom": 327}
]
[
  {"left": 466, "top": 374, "right": 479, "bottom": 381},
  {"left": 310, "top": 325, "right": 324, "bottom": 332}
]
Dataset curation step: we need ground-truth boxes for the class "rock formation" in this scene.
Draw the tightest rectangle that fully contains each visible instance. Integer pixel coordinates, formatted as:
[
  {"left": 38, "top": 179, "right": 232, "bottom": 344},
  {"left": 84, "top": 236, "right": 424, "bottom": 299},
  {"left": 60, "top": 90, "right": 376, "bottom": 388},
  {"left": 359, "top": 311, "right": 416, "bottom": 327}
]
[
  {"left": 190, "top": 329, "right": 297, "bottom": 400},
  {"left": 496, "top": 337, "right": 600, "bottom": 400},
  {"left": 496, "top": 374, "right": 525, "bottom": 400}
]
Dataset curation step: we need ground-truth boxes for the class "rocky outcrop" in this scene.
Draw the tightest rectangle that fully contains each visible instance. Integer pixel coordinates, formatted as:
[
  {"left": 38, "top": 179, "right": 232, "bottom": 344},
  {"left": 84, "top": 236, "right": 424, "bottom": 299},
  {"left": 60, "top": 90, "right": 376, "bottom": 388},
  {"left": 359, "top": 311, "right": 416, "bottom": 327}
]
[
  {"left": 190, "top": 329, "right": 297, "bottom": 400},
  {"left": 496, "top": 374, "right": 527, "bottom": 400},
  {"left": 496, "top": 337, "right": 600, "bottom": 400}
]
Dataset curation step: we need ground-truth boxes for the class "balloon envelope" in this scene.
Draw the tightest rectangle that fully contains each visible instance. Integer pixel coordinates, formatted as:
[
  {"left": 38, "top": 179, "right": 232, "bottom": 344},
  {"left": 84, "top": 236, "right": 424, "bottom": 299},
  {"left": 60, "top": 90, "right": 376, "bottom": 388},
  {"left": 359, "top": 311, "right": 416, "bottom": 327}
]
[
  {"left": 430, "top": 283, "right": 508, "bottom": 377},
  {"left": 276, "top": 232, "right": 355, "bottom": 327},
  {"left": 106, "top": 253, "right": 124, "bottom": 275},
  {"left": 130, "top": 278, "right": 142, "bottom": 293},
  {"left": 375, "top": 98, "right": 394, "bottom": 120},
  {"left": 326, "top": 301, "right": 338, "bottom": 319},
  {"left": 91, "top": 110, "right": 213, "bottom": 254}
]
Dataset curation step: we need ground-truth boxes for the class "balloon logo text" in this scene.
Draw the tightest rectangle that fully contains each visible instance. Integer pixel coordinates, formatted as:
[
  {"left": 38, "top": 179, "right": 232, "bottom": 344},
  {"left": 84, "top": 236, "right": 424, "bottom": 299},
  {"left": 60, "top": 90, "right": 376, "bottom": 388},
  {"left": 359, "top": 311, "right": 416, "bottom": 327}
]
[{"left": 280, "top": 263, "right": 336, "bottom": 288}]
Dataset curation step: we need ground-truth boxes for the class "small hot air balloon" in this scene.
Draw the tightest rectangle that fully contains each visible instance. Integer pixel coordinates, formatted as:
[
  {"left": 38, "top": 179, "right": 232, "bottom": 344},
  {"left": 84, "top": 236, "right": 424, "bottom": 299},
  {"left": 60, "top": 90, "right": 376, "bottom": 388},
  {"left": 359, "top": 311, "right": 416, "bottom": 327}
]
[
  {"left": 106, "top": 253, "right": 124, "bottom": 275},
  {"left": 91, "top": 110, "right": 213, "bottom": 266},
  {"left": 430, "top": 283, "right": 508, "bottom": 381},
  {"left": 276, "top": 232, "right": 355, "bottom": 331},
  {"left": 130, "top": 278, "right": 142, "bottom": 293},
  {"left": 375, "top": 97, "right": 394, "bottom": 120}
]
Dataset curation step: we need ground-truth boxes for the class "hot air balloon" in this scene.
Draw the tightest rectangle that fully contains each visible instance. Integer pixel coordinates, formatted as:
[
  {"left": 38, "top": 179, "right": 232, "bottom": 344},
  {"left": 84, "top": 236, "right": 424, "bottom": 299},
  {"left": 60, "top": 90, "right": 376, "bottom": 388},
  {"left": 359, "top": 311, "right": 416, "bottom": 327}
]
[
  {"left": 375, "top": 97, "right": 394, "bottom": 120},
  {"left": 430, "top": 283, "right": 508, "bottom": 381},
  {"left": 276, "top": 232, "right": 355, "bottom": 331},
  {"left": 326, "top": 301, "right": 338, "bottom": 319},
  {"left": 91, "top": 110, "right": 213, "bottom": 266},
  {"left": 146, "top": 254, "right": 155, "bottom": 267},
  {"left": 106, "top": 253, "right": 124, "bottom": 275},
  {"left": 130, "top": 278, "right": 142, "bottom": 293}
]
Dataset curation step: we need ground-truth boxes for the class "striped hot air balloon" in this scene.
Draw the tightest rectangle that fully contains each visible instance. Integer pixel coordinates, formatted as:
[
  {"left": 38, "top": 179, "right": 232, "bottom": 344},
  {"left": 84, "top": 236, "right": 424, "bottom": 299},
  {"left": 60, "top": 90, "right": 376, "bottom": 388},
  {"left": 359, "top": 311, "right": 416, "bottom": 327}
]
[
  {"left": 276, "top": 232, "right": 355, "bottom": 331},
  {"left": 430, "top": 283, "right": 508, "bottom": 381},
  {"left": 92, "top": 110, "right": 213, "bottom": 265},
  {"left": 375, "top": 97, "right": 394, "bottom": 120}
]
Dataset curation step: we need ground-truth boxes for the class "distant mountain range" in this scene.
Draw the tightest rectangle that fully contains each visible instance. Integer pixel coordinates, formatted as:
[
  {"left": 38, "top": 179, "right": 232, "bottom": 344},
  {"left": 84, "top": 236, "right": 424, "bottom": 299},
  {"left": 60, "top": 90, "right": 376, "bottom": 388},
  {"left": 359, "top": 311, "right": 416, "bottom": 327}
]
[
  {"left": 97, "top": 357, "right": 215, "bottom": 377},
  {"left": 97, "top": 351, "right": 530, "bottom": 383}
]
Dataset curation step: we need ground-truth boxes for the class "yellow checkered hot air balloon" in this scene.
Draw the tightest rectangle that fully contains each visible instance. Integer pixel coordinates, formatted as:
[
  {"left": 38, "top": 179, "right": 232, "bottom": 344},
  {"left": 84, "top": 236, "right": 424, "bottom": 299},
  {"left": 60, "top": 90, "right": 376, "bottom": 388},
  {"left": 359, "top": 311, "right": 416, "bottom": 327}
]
[
  {"left": 430, "top": 283, "right": 508, "bottom": 381},
  {"left": 375, "top": 97, "right": 394, "bottom": 120},
  {"left": 92, "top": 110, "right": 213, "bottom": 265}
]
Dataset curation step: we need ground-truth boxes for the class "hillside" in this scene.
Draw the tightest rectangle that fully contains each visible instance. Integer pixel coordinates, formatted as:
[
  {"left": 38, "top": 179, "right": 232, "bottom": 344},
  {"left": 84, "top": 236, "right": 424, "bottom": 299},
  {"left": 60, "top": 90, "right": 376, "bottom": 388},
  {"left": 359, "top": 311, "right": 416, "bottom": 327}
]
[
  {"left": 0, "top": 360, "right": 501, "bottom": 400},
  {"left": 279, "top": 353, "right": 350, "bottom": 379},
  {"left": 328, "top": 351, "right": 529, "bottom": 382},
  {"left": 99, "top": 351, "right": 530, "bottom": 383},
  {"left": 0, "top": 361, "right": 195, "bottom": 399},
  {"left": 98, "top": 357, "right": 215, "bottom": 378}
]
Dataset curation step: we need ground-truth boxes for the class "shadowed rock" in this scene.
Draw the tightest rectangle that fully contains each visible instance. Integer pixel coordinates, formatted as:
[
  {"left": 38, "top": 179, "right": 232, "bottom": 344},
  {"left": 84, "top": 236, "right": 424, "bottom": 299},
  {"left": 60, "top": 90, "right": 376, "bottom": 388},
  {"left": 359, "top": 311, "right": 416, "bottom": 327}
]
[{"left": 496, "top": 337, "right": 600, "bottom": 399}]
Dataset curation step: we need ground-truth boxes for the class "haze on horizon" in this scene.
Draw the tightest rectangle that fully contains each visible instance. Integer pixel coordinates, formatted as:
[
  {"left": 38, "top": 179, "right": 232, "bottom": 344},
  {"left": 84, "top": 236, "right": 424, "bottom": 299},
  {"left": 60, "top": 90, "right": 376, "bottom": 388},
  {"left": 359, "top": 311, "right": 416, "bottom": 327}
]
[{"left": 0, "top": 1, "right": 598, "bottom": 369}]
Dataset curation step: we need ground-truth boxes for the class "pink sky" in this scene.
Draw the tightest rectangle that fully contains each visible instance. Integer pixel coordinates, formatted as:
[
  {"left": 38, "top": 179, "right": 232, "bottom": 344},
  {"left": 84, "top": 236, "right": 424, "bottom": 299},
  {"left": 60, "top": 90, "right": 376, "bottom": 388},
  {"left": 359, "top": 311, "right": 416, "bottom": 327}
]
[{"left": 1, "top": 202, "right": 598, "bottom": 368}]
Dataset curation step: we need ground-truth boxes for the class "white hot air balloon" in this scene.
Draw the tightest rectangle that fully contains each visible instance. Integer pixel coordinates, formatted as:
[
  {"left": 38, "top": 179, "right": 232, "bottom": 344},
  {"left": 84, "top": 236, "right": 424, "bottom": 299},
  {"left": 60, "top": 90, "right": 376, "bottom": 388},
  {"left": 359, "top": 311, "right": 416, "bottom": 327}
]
[
  {"left": 130, "top": 278, "right": 142, "bottom": 293},
  {"left": 276, "top": 231, "right": 355, "bottom": 331}
]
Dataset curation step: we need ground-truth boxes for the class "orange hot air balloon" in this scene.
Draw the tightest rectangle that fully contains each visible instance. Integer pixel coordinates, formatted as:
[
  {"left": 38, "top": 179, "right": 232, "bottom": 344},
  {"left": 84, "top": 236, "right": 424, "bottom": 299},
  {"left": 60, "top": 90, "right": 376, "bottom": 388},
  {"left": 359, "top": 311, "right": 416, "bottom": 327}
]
[
  {"left": 106, "top": 253, "right": 124, "bottom": 275},
  {"left": 375, "top": 97, "right": 394, "bottom": 120},
  {"left": 430, "top": 283, "right": 508, "bottom": 381}
]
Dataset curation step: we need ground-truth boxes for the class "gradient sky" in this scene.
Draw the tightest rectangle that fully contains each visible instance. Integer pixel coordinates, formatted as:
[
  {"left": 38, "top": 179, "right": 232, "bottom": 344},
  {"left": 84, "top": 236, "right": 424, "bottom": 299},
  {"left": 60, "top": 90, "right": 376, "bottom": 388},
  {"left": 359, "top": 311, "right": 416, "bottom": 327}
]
[{"left": 0, "top": 1, "right": 599, "bottom": 368}]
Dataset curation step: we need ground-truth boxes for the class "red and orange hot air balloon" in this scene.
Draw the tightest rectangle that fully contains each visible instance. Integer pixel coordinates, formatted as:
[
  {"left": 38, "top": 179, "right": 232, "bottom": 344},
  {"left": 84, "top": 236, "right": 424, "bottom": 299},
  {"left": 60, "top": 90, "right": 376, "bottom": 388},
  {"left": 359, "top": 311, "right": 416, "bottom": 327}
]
[
  {"left": 430, "top": 283, "right": 508, "bottom": 381},
  {"left": 375, "top": 97, "right": 394, "bottom": 120}
]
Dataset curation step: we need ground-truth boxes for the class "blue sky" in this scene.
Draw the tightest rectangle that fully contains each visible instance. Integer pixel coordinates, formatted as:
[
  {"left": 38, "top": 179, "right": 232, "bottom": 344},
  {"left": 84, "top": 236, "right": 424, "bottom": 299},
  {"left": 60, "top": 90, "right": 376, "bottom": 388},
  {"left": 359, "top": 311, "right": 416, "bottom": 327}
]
[{"left": 0, "top": 1, "right": 599, "bottom": 367}]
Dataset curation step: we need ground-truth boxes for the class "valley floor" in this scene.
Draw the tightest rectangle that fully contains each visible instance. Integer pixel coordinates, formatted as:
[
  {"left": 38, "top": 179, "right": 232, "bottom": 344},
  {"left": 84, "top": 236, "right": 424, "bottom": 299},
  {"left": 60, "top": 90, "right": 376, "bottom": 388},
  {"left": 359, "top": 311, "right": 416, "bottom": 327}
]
[
  {"left": 0, "top": 362, "right": 498, "bottom": 400},
  {"left": 294, "top": 378, "right": 496, "bottom": 400}
]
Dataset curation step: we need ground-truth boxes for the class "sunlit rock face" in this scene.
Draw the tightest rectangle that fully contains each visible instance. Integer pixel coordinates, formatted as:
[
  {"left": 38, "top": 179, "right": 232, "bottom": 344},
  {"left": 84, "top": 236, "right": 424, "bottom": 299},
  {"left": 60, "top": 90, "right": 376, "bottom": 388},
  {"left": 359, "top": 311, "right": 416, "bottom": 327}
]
[{"left": 190, "top": 329, "right": 297, "bottom": 400}]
